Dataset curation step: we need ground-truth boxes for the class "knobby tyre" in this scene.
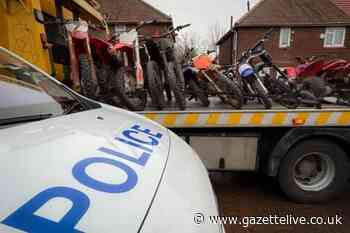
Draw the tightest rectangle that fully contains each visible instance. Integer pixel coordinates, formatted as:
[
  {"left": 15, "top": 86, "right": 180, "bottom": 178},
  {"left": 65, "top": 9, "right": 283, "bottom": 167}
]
[
  {"left": 113, "top": 66, "right": 147, "bottom": 111},
  {"left": 147, "top": 61, "right": 165, "bottom": 110},
  {"left": 79, "top": 54, "right": 98, "bottom": 99},
  {"left": 216, "top": 74, "right": 243, "bottom": 109},
  {"left": 166, "top": 62, "right": 186, "bottom": 110}
]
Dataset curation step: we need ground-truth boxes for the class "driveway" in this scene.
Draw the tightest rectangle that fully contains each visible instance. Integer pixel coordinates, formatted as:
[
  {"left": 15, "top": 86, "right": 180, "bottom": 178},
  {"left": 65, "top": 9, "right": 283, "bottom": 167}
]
[{"left": 211, "top": 172, "right": 350, "bottom": 233}]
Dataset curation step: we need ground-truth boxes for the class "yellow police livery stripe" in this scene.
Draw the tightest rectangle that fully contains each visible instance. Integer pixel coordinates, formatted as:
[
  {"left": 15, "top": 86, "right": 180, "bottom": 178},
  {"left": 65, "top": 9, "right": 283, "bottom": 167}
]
[{"left": 140, "top": 109, "right": 350, "bottom": 128}]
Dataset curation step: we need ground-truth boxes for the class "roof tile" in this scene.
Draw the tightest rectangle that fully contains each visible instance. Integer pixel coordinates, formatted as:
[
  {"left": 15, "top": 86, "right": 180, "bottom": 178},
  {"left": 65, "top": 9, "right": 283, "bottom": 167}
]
[
  {"left": 237, "top": 0, "right": 350, "bottom": 27},
  {"left": 99, "top": 0, "right": 172, "bottom": 23},
  {"left": 331, "top": 0, "right": 350, "bottom": 16}
]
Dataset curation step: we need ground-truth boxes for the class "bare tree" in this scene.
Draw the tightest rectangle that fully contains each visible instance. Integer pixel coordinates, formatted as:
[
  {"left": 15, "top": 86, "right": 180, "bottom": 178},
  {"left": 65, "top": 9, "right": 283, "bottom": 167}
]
[
  {"left": 175, "top": 31, "right": 202, "bottom": 64},
  {"left": 206, "top": 22, "right": 227, "bottom": 51}
]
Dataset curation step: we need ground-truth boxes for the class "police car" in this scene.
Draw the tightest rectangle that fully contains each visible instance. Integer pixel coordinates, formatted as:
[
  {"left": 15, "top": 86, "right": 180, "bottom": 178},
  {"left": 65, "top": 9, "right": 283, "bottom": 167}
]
[{"left": 0, "top": 47, "right": 224, "bottom": 233}]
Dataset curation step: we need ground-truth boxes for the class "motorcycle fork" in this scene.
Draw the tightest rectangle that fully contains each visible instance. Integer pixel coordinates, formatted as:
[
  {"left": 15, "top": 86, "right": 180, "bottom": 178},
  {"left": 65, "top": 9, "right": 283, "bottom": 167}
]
[
  {"left": 245, "top": 80, "right": 256, "bottom": 96},
  {"left": 254, "top": 74, "right": 269, "bottom": 94},
  {"left": 84, "top": 36, "right": 98, "bottom": 84},
  {"left": 161, "top": 52, "right": 170, "bottom": 82},
  {"left": 67, "top": 33, "right": 80, "bottom": 90},
  {"left": 134, "top": 40, "right": 144, "bottom": 89},
  {"left": 201, "top": 71, "right": 224, "bottom": 94}
]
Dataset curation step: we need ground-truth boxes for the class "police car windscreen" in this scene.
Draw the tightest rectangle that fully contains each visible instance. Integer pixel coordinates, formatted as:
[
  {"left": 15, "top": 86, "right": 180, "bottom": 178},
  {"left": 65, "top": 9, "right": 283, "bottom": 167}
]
[{"left": 0, "top": 49, "right": 85, "bottom": 122}]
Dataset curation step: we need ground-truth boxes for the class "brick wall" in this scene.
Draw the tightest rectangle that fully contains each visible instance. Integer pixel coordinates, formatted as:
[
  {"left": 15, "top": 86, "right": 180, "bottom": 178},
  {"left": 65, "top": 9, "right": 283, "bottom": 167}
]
[
  {"left": 110, "top": 23, "right": 171, "bottom": 37},
  {"left": 218, "top": 37, "right": 233, "bottom": 65},
  {"left": 219, "top": 26, "right": 350, "bottom": 66}
]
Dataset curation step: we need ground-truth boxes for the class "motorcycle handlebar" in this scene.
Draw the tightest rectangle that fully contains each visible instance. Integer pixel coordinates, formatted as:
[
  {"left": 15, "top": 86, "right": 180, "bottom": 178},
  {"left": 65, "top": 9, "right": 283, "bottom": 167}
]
[
  {"left": 263, "top": 28, "right": 275, "bottom": 39},
  {"left": 250, "top": 39, "right": 264, "bottom": 53},
  {"left": 239, "top": 28, "right": 274, "bottom": 62},
  {"left": 176, "top": 24, "right": 191, "bottom": 31},
  {"left": 159, "top": 23, "right": 191, "bottom": 38},
  {"left": 135, "top": 19, "right": 157, "bottom": 31},
  {"left": 41, "top": 19, "right": 68, "bottom": 25}
]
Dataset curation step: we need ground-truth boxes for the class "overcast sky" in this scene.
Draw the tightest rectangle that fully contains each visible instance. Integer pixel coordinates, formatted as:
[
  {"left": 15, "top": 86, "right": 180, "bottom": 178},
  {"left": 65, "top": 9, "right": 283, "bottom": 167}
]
[{"left": 144, "top": 0, "right": 260, "bottom": 39}]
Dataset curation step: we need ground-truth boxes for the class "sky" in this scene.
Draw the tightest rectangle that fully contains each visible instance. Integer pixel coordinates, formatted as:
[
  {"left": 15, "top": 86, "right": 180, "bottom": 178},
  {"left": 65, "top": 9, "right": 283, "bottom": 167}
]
[{"left": 144, "top": 0, "right": 260, "bottom": 40}]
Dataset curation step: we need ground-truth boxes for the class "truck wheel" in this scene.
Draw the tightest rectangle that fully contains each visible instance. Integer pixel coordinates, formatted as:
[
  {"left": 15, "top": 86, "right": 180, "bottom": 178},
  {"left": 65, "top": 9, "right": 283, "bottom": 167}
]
[
  {"left": 278, "top": 139, "right": 349, "bottom": 203},
  {"left": 147, "top": 61, "right": 165, "bottom": 110},
  {"left": 79, "top": 54, "right": 98, "bottom": 99}
]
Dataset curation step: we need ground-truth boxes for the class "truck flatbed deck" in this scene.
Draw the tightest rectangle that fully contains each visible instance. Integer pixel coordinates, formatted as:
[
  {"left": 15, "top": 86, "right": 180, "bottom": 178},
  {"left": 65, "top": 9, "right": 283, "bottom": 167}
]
[
  {"left": 138, "top": 98, "right": 350, "bottom": 203},
  {"left": 139, "top": 98, "right": 350, "bottom": 128}
]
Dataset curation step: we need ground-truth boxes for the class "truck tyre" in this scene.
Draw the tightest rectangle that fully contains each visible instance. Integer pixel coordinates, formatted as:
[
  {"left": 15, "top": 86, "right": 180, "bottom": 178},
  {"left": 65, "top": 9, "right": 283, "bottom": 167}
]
[
  {"left": 113, "top": 67, "right": 147, "bottom": 111},
  {"left": 188, "top": 79, "right": 210, "bottom": 107},
  {"left": 79, "top": 54, "right": 98, "bottom": 99},
  {"left": 147, "top": 61, "right": 165, "bottom": 110},
  {"left": 216, "top": 74, "right": 243, "bottom": 109},
  {"left": 166, "top": 62, "right": 186, "bottom": 110},
  {"left": 278, "top": 139, "right": 349, "bottom": 203}
]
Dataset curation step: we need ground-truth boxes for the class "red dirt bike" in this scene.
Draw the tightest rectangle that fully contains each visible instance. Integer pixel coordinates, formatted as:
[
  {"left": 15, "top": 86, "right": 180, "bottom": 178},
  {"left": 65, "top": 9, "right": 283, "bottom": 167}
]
[
  {"left": 64, "top": 20, "right": 99, "bottom": 99},
  {"left": 41, "top": 18, "right": 99, "bottom": 99},
  {"left": 294, "top": 56, "right": 348, "bottom": 79},
  {"left": 289, "top": 56, "right": 350, "bottom": 105},
  {"left": 89, "top": 36, "right": 121, "bottom": 105},
  {"left": 106, "top": 21, "right": 157, "bottom": 111}
]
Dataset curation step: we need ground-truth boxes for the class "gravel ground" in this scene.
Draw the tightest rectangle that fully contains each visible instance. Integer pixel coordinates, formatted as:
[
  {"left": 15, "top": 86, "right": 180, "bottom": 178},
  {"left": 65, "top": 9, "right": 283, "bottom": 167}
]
[{"left": 210, "top": 172, "right": 350, "bottom": 233}]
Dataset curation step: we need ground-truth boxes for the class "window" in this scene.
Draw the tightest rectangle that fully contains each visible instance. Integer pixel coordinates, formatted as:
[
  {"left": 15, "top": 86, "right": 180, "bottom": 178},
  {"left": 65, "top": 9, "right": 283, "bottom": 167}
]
[
  {"left": 324, "top": 27, "right": 346, "bottom": 48},
  {"left": 114, "top": 24, "right": 127, "bottom": 34},
  {"left": 279, "top": 28, "right": 291, "bottom": 48}
]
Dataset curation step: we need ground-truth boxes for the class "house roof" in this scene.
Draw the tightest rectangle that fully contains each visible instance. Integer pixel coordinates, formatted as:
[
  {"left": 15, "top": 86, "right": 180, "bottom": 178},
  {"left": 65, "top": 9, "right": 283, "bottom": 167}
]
[
  {"left": 236, "top": 0, "right": 350, "bottom": 27},
  {"left": 331, "top": 0, "right": 350, "bottom": 16},
  {"left": 217, "top": 0, "right": 350, "bottom": 45},
  {"left": 99, "top": 0, "right": 172, "bottom": 24}
]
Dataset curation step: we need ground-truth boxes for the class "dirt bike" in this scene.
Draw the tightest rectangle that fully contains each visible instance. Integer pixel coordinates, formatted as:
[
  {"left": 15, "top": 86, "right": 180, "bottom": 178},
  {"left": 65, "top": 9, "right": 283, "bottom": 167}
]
[
  {"left": 89, "top": 36, "right": 121, "bottom": 106},
  {"left": 143, "top": 24, "right": 191, "bottom": 110},
  {"left": 108, "top": 21, "right": 156, "bottom": 111},
  {"left": 40, "top": 18, "right": 100, "bottom": 99},
  {"left": 181, "top": 48, "right": 210, "bottom": 107},
  {"left": 189, "top": 52, "right": 243, "bottom": 109},
  {"left": 286, "top": 56, "right": 350, "bottom": 105},
  {"left": 237, "top": 29, "right": 321, "bottom": 109},
  {"left": 64, "top": 20, "right": 99, "bottom": 99}
]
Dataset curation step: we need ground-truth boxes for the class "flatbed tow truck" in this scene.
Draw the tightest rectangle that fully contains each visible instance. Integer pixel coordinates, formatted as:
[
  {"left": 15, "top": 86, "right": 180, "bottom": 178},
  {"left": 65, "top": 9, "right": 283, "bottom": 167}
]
[{"left": 139, "top": 99, "right": 350, "bottom": 203}]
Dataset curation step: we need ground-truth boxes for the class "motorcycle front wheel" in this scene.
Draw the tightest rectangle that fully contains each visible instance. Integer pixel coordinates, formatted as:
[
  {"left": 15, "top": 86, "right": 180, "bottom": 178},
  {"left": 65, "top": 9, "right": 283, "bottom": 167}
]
[
  {"left": 113, "top": 66, "right": 147, "bottom": 111},
  {"left": 188, "top": 79, "right": 210, "bottom": 107},
  {"left": 79, "top": 54, "right": 98, "bottom": 99},
  {"left": 252, "top": 78, "right": 273, "bottom": 109},
  {"left": 216, "top": 74, "right": 243, "bottom": 109},
  {"left": 147, "top": 61, "right": 165, "bottom": 110},
  {"left": 166, "top": 62, "right": 186, "bottom": 110}
]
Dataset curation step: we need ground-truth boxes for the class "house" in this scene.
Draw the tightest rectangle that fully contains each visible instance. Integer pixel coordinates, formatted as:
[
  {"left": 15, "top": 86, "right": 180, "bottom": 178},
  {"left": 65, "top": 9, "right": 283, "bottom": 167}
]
[
  {"left": 99, "top": 0, "right": 173, "bottom": 37},
  {"left": 217, "top": 0, "right": 350, "bottom": 67},
  {"left": 331, "top": 0, "right": 350, "bottom": 15}
]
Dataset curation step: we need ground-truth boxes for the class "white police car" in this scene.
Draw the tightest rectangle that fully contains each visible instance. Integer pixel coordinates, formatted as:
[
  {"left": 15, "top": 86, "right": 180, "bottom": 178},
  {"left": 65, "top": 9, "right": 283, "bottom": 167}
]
[{"left": 0, "top": 47, "right": 224, "bottom": 233}]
